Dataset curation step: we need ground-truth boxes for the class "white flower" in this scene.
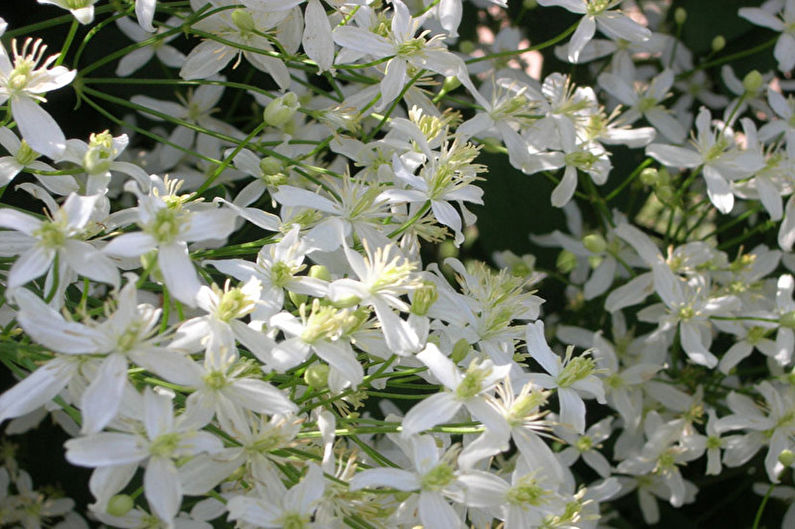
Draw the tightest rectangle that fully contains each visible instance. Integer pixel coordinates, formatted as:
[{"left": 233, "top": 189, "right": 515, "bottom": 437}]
[
  {"left": 524, "top": 320, "right": 605, "bottom": 433},
  {"left": 115, "top": 16, "right": 186, "bottom": 76},
  {"left": 0, "top": 37, "right": 76, "bottom": 158},
  {"left": 103, "top": 178, "right": 237, "bottom": 306},
  {"left": 332, "top": 0, "right": 477, "bottom": 107},
  {"left": 37, "top": 0, "right": 100, "bottom": 24},
  {"left": 537, "top": 0, "right": 651, "bottom": 63},
  {"left": 739, "top": 0, "right": 795, "bottom": 72},
  {"left": 227, "top": 463, "right": 325, "bottom": 529},
  {"left": 400, "top": 342, "right": 511, "bottom": 438},
  {"left": 0, "top": 126, "right": 77, "bottom": 194},
  {"left": 0, "top": 192, "right": 119, "bottom": 291},
  {"left": 65, "top": 388, "right": 223, "bottom": 526},
  {"left": 645, "top": 108, "right": 765, "bottom": 214}
]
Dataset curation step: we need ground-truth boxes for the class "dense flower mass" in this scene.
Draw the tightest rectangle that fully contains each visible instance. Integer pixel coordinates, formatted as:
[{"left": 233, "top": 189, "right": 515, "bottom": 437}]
[{"left": 1, "top": 0, "right": 795, "bottom": 528}]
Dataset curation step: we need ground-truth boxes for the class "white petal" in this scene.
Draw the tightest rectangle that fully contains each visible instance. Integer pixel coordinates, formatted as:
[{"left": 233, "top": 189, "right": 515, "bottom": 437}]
[
  {"left": 401, "top": 391, "right": 461, "bottom": 437},
  {"left": 349, "top": 468, "right": 420, "bottom": 491},
  {"left": 0, "top": 358, "right": 76, "bottom": 423},
  {"left": 302, "top": 0, "right": 334, "bottom": 72},
  {"left": 145, "top": 458, "right": 182, "bottom": 524},
  {"left": 159, "top": 242, "right": 201, "bottom": 307},
  {"left": 12, "top": 96, "right": 66, "bottom": 159},
  {"left": 80, "top": 353, "right": 128, "bottom": 434},
  {"left": 65, "top": 433, "right": 147, "bottom": 467}
]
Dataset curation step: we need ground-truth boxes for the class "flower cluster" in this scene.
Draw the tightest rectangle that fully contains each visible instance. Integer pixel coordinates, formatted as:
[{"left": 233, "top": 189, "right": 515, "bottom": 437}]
[{"left": 1, "top": 0, "right": 795, "bottom": 528}]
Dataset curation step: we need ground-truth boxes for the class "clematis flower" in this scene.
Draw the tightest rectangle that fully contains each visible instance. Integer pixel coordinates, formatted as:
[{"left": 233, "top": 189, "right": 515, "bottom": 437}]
[
  {"left": 0, "top": 37, "right": 76, "bottom": 159},
  {"left": 537, "top": 0, "right": 651, "bottom": 63},
  {"left": 739, "top": 0, "right": 795, "bottom": 73}
]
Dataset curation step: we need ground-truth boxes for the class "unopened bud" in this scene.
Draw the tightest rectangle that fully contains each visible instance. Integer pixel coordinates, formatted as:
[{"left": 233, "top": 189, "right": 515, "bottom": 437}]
[
  {"left": 655, "top": 184, "right": 675, "bottom": 204},
  {"left": 410, "top": 281, "right": 438, "bottom": 316},
  {"left": 331, "top": 295, "right": 361, "bottom": 309},
  {"left": 582, "top": 233, "right": 607, "bottom": 254},
  {"left": 743, "top": 70, "right": 764, "bottom": 94},
  {"left": 304, "top": 363, "right": 330, "bottom": 388},
  {"left": 779, "top": 449, "right": 795, "bottom": 467},
  {"left": 459, "top": 40, "right": 476, "bottom": 54},
  {"left": 711, "top": 35, "right": 726, "bottom": 53},
  {"left": 106, "top": 495, "right": 134, "bottom": 517},
  {"left": 442, "top": 76, "right": 461, "bottom": 93},
  {"left": 640, "top": 167, "right": 659, "bottom": 186},
  {"left": 309, "top": 264, "right": 331, "bottom": 281},
  {"left": 451, "top": 338, "right": 470, "bottom": 363},
  {"left": 556, "top": 250, "right": 577, "bottom": 274},
  {"left": 674, "top": 7, "right": 687, "bottom": 25},
  {"left": 263, "top": 92, "right": 300, "bottom": 128},
  {"left": 231, "top": 8, "right": 255, "bottom": 33}
]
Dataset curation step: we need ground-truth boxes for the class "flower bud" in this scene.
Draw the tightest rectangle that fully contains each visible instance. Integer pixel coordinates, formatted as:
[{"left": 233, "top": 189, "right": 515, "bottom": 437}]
[
  {"left": 231, "top": 8, "right": 256, "bottom": 33},
  {"left": 451, "top": 338, "right": 470, "bottom": 363},
  {"left": 442, "top": 76, "right": 461, "bottom": 93},
  {"left": 459, "top": 40, "right": 476, "bottom": 54},
  {"left": 556, "top": 250, "right": 577, "bottom": 274},
  {"left": 674, "top": 7, "right": 687, "bottom": 25},
  {"left": 304, "top": 363, "right": 330, "bottom": 388},
  {"left": 410, "top": 281, "right": 438, "bottom": 316},
  {"left": 309, "top": 264, "right": 331, "bottom": 281},
  {"left": 743, "top": 70, "right": 764, "bottom": 94},
  {"left": 263, "top": 92, "right": 300, "bottom": 128},
  {"left": 655, "top": 184, "right": 675, "bottom": 204},
  {"left": 639, "top": 167, "right": 659, "bottom": 186},
  {"left": 582, "top": 233, "right": 607, "bottom": 254},
  {"left": 331, "top": 295, "right": 361, "bottom": 309},
  {"left": 711, "top": 35, "right": 726, "bottom": 53},
  {"left": 779, "top": 449, "right": 795, "bottom": 467},
  {"left": 106, "top": 495, "right": 134, "bottom": 517}
]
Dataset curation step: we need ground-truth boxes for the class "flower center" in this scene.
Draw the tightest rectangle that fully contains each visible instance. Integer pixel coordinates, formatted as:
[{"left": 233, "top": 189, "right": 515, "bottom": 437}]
[
  {"left": 33, "top": 220, "right": 67, "bottom": 249},
  {"left": 505, "top": 476, "right": 549, "bottom": 506},
  {"left": 557, "top": 355, "right": 596, "bottom": 388},
  {"left": 420, "top": 463, "right": 455, "bottom": 491},
  {"left": 149, "top": 432, "right": 181, "bottom": 458},
  {"left": 15, "top": 139, "right": 38, "bottom": 165}
]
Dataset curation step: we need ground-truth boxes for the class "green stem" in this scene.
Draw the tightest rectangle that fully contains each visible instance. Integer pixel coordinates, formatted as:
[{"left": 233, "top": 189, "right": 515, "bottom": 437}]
[
  {"left": 55, "top": 19, "right": 79, "bottom": 67},
  {"left": 751, "top": 483, "right": 775, "bottom": 529}
]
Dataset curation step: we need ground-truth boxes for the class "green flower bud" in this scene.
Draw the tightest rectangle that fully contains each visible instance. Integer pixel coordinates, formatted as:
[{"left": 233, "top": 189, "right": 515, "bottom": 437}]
[
  {"left": 231, "top": 8, "right": 256, "bottom": 33},
  {"left": 655, "top": 184, "right": 675, "bottom": 204},
  {"left": 639, "top": 167, "right": 659, "bottom": 186},
  {"left": 779, "top": 449, "right": 795, "bottom": 467},
  {"left": 451, "top": 338, "right": 470, "bottom": 363},
  {"left": 556, "top": 250, "right": 577, "bottom": 274},
  {"left": 304, "top": 363, "right": 330, "bottom": 388},
  {"left": 743, "top": 70, "right": 764, "bottom": 94},
  {"left": 711, "top": 35, "right": 726, "bottom": 53},
  {"left": 582, "top": 233, "right": 607, "bottom": 254},
  {"left": 458, "top": 40, "right": 476, "bottom": 54},
  {"left": 309, "top": 264, "right": 331, "bottom": 281},
  {"left": 106, "top": 495, "right": 134, "bottom": 517},
  {"left": 674, "top": 7, "right": 687, "bottom": 25},
  {"left": 331, "top": 295, "right": 361, "bottom": 309},
  {"left": 411, "top": 281, "right": 438, "bottom": 316},
  {"left": 263, "top": 92, "right": 300, "bottom": 128},
  {"left": 441, "top": 76, "right": 461, "bottom": 93}
]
